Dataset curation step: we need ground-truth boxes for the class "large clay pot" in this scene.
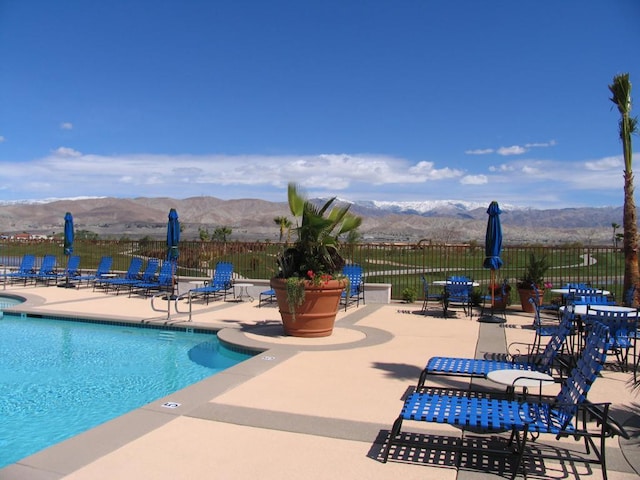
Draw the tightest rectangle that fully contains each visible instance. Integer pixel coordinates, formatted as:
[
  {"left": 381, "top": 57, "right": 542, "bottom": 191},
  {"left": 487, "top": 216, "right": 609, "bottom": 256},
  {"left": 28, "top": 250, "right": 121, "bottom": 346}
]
[
  {"left": 518, "top": 288, "right": 543, "bottom": 313},
  {"left": 270, "top": 277, "right": 345, "bottom": 337}
]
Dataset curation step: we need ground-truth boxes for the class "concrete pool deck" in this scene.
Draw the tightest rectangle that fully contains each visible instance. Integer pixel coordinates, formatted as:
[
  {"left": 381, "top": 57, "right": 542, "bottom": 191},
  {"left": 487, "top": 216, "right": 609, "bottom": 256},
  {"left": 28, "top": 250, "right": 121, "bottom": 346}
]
[{"left": 1, "top": 281, "right": 639, "bottom": 479}]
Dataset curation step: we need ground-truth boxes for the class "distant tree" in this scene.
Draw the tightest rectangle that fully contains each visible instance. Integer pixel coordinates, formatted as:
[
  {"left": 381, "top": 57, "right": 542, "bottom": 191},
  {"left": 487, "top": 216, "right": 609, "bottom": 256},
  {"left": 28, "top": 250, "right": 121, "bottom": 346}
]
[
  {"left": 609, "top": 73, "right": 639, "bottom": 305},
  {"left": 212, "top": 226, "right": 232, "bottom": 242},
  {"left": 345, "top": 229, "right": 361, "bottom": 244},
  {"left": 198, "top": 227, "right": 210, "bottom": 242},
  {"left": 611, "top": 222, "right": 620, "bottom": 247},
  {"left": 273, "top": 216, "right": 292, "bottom": 242}
]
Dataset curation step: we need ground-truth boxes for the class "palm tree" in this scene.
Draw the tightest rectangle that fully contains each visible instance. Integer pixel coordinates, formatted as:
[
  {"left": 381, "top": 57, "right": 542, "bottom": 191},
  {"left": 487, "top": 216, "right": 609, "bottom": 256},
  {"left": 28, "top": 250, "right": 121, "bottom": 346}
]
[
  {"left": 273, "top": 216, "right": 292, "bottom": 243},
  {"left": 609, "top": 73, "right": 639, "bottom": 306},
  {"left": 611, "top": 222, "right": 620, "bottom": 247}
]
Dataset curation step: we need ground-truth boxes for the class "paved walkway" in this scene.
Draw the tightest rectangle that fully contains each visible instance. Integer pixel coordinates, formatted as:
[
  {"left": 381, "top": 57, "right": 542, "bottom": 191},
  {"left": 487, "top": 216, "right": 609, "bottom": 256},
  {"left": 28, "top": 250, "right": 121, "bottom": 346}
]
[{"left": 0, "top": 282, "right": 639, "bottom": 479}]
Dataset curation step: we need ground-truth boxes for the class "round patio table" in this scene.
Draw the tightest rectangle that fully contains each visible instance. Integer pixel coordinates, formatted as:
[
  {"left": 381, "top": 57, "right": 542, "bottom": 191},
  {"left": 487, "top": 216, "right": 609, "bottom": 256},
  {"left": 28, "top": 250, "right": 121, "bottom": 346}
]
[
  {"left": 487, "top": 369, "right": 555, "bottom": 399},
  {"left": 234, "top": 283, "right": 254, "bottom": 302}
]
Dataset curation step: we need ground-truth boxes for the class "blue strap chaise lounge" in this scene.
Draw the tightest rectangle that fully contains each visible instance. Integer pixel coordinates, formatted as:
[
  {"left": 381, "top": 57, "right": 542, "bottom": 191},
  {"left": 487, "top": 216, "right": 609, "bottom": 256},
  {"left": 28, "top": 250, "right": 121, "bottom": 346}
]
[
  {"left": 382, "top": 322, "right": 628, "bottom": 480},
  {"left": 416, "top": 307, "right": 574, "bottom": 390}
]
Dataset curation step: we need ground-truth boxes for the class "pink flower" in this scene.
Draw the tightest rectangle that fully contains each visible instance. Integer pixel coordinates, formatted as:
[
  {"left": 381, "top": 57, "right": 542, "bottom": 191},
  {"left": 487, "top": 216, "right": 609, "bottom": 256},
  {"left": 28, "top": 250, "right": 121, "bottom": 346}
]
[
  {"left": 544, "top": 282, "right": 552, "bottom": 289},
  {"left": 307, "top": 270, "right": 315, "bottom": 279}
]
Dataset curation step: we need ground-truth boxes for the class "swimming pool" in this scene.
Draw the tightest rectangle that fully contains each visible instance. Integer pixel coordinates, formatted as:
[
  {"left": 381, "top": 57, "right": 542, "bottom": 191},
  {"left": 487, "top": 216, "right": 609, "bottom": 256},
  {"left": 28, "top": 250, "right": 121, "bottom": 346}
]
[{"left": 0, "top": 312, "right": 253, "bottom": 468}]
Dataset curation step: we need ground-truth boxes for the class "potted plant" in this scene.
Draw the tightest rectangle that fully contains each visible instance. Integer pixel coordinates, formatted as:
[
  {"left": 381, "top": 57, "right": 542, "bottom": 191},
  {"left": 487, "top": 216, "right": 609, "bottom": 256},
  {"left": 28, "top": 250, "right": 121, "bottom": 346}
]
[
  {"left": 517, "top": 253, "right": 551, "bottom": 313},
  {"left": 270, "top": 183, "right": 362, "bottom": 337},
  {"left": 487, "top": 279, "right": 511, "bottom": 308}
]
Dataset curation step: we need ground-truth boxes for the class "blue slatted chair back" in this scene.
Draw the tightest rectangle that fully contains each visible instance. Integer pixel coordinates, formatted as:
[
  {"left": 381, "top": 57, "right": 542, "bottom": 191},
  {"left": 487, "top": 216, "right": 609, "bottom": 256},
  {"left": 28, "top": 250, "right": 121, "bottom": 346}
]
[
  {"left": 536, "top": 307, "right": 574, "bottom": 371},
  {"left": 445, "top": 280, "right": 472, "bottom": 300},
  {"left": 212, "top": 262, "right": 233, "bottom": 288},
  {"left": 343, "top": 264, "right": 363, "bottom": 296},
  {"left": 38, "top": 255, "right": 57, "bottom": 275},
  {"left": 447, "top": 275, "right": 471, "bottom": 282},
  {"left": 584, "top": 308, "right": 638, "bottom": 349},
  {"left": 95, "top": 256, "right": 113, "bottom": 277},
  {"left": 156, "top": 261, "right": 175, "bottom": 286},
  {"left": 553, "top": 321, "right": 609, "bottom": 427},
  {"left": 122, "top": 257, "right": 143, "bottom": 280},
  {"left": 139, "top": 258, "right": 159, "bottom": 281},
  {"left": 572, "top": 295, "right": 615, "bottom": 306},
  {"left": 65, "top": 255, "right": 81, "bottom": 276},
  {"left": 17, "top": 254, "right": 36, "bottom": 274}
]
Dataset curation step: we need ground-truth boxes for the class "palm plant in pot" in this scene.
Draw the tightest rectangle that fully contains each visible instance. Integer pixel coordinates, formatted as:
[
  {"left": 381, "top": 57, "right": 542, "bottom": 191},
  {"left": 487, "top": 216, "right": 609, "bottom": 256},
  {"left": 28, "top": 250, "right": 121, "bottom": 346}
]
[
  {"left": 517, "top": 253, "right": 551, "bottom": 313},
  {"left": 270, "top": 183, "right": 362, "bottom": 337}
]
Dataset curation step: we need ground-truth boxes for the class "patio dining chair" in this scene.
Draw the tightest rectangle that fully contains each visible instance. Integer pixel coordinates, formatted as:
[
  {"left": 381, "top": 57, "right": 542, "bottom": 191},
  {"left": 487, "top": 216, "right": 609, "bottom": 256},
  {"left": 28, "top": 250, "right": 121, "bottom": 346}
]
[
  {"left": 583, "top": 306, "right": 638, "bottom": 373},
  {"left": 443, "top": 280, "right": 473, "bottom": 317},
  {"left": 420, "top": 275, "right": 443, "bottom": 315},
  {"left": 340, "top": 264, "right": 365, "bottom": 310}
]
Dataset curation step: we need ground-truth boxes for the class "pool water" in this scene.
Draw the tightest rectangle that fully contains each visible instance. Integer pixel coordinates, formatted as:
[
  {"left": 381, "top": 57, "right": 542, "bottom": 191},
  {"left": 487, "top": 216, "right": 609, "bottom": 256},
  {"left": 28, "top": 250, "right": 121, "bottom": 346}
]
[{"left": 0, "top": 313, "right": 252, "bottom": 468}]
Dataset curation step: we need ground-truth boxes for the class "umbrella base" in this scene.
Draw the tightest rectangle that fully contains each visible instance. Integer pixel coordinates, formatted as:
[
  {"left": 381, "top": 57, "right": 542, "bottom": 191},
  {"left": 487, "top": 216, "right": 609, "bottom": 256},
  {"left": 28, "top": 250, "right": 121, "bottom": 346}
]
[
  {"left": 477, "top": 314, "right": 506, "bottom": 323},
  {"left": 57, "top": 281, "right": 77, "bottom": 289}
]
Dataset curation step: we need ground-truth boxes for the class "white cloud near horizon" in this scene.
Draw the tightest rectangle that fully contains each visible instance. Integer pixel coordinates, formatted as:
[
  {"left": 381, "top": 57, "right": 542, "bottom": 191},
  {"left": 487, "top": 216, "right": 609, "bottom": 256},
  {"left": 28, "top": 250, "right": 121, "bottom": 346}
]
[
  {"left": 0, "top": 149, "right": 632, "bottom": 207},
  {"left": 466, "top": 139, "right": 557, "bottom": 156}
]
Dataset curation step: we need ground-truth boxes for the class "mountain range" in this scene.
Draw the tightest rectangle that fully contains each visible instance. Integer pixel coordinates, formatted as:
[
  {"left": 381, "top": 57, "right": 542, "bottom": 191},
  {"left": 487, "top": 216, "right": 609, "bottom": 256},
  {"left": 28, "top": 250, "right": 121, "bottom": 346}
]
[{"left": 0, "top": 197, "right": 624, "bottom": 245}]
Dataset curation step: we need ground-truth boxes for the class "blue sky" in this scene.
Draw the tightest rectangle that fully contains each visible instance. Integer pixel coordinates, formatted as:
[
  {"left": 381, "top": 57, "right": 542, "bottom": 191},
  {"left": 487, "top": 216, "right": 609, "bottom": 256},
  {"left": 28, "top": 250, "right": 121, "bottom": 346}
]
[{"left": 1, "top": 1, "right": 639, "bottom": 208}]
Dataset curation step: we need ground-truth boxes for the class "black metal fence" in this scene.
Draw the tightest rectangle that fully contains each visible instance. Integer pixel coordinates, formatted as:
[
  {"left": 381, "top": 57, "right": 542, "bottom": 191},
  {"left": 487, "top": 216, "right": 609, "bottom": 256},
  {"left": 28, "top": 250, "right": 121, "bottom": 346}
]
[{"left": 0, "top": 240, "right": 626, "bottom": 301}]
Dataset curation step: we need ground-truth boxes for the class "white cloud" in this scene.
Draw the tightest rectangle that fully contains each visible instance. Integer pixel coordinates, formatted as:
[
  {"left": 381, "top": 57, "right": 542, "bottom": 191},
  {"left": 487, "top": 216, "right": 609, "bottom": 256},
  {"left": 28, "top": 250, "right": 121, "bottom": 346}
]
[
  {"left": 0, "top": 149, "right": 632, "bottom": 207},
  {"left": 467, "top": 140, "right": 556, "bottom": 157},
  {"left": 0, "top": 136, "right": 5, "bottom": 143},
  {"left": 465, "top": 148, "right": 494, "bottom": 155},
  {"left": 497, "top": 145, "right": 527, "bottom": 156},
  {"left": 53, "top": 146, "right": 82, "bottom": 157},
  {"left": 584, "top": 156, "right": 622, "bottom": 171},
  {"left": 60, "top": 122, "right": 73, "bottom": 130},
  {"left": 460, "top": 174, "right": 488, "bottom": 185}
]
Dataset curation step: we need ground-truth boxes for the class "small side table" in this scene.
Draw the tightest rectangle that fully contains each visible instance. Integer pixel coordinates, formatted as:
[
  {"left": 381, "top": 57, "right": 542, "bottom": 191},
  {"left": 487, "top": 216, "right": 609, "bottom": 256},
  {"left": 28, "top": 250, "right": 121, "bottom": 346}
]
[
  {"left": 487, "top": 369, "right": 555, "bottom": 399},
  {"left": 234, "top": 283, "right": 254, "bottom": 302}
]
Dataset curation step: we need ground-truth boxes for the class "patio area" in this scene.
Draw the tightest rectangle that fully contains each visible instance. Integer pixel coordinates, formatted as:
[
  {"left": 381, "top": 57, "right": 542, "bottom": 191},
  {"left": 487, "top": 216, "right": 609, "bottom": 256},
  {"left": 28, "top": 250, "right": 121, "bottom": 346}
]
[{"left": 1, "top": 281, "right": 639, "bottom": 479}]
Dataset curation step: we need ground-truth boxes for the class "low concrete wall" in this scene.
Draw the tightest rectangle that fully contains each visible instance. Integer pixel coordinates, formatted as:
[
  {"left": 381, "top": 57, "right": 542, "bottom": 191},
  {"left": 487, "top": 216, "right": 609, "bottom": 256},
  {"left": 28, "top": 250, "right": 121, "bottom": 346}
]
[{"left": 177, "top": 277, "right": 392, "bottom": 304}]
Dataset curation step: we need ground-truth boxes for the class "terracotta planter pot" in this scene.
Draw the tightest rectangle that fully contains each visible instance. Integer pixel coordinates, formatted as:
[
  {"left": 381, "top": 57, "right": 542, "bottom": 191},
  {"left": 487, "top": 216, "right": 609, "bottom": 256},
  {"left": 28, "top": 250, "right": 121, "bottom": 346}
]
[
  {"left": 270, "top": 277, "right": 345, "bottom": 337},
  {"left": 518, "top": 288, "right": 543, "bottom": 313}
]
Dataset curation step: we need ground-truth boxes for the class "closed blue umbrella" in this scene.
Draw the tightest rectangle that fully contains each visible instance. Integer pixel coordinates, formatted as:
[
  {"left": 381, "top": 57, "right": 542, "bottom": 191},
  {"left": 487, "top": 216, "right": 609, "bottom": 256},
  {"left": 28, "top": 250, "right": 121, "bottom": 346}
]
[
  {"left": 64, "top": 212, "right": 74, "bottom": 256},
  {"left": 60, "top": 212, "right": 75, "bottom": 288},
  {"left": 481, "top": 201, "right": 503, "bottom": 322},
  {"left": 166, "top": 209, "right": 180, "bottom": 298},
  {"left": 166, "top": 208, "right": 180, "bottom": 261},
  {"left": 483, "top": 201, "right": 503, "bottom": 272}
]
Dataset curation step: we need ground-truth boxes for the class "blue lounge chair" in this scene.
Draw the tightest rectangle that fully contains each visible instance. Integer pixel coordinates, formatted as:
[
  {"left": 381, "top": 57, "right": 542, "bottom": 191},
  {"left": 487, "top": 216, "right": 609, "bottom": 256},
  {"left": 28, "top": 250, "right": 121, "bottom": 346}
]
[
  {"left": 71, "top": 256, "right": 113, "bottom": 287},
  {"left": 26, "top": 255, "right": 59, "bottom": 285},
  {"left": 129, "top": 261, "right": 174, "bottom": 297},
  {"left": 56, "top": 255, "right": 81, "bottom": 287},
  {"left": 96, "top": 257, "right": 144, "bottom": 293},
  {"left": 113, "top": 258, "right": 160, "bottom": 295},
  {"left": 2, "top": 254, "right": 36, "bottom": 284},
  {"left": 258, "top": 288, "right": 276, "bottom": 307},
  {"left": 416, "top": 307, "right": 573, "bottom": 389},
  {"left": 340, "top": 264, "right": 365, "bottom": 310},
  {"left": 188, "top": 262, "right": 234, "bottom": 304},
  {"left": 383, "top": 322, "right": 627, "bottom": 480}
]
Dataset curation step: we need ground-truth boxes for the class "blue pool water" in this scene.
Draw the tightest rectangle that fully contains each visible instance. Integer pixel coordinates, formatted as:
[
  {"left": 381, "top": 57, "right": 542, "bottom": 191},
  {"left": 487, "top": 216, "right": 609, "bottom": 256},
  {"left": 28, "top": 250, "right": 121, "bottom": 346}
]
[{"left": 0, "top": 312, "right": 252, "bottom": 468}]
